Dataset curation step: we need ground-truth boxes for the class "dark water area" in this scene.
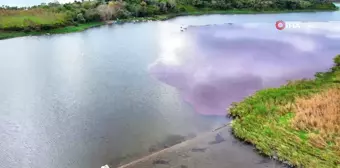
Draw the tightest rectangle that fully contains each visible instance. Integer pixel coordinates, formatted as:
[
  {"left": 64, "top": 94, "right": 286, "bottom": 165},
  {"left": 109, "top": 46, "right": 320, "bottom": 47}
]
[{"left": 0, "top": 7, "right": 340, "bottom": 168}]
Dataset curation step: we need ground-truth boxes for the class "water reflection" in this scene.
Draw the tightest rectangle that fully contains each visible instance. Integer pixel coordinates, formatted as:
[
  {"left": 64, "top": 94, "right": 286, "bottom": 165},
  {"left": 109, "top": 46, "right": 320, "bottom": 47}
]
[
  {"left": 0, "top": 21, "right": 228, "bottom": 168},
  {"left": 149, "top": 22, "right": 340, "bottom": 115}
]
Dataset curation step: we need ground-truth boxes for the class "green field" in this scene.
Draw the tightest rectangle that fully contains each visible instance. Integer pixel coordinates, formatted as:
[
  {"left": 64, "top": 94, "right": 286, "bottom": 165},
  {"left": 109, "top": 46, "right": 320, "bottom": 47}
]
[
  {"left": 0, "top": 9, "right": 68, "bottom": 31},
  {"left": 230, "top": 55, "right": 340, "bottom": 168},
  {"left": 0, "top": 14, "right": 66, "bottom": 29}
]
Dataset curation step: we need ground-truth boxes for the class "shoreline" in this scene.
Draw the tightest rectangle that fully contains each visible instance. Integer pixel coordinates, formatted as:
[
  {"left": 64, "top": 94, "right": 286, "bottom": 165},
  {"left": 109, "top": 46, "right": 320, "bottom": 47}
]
[
  {"left": 0, "top": 22, "right": 104, "bottom": 40},
  {"left": 229, "top": 55, "right": 340, "bottom": 168},
  {"left": 111, "top": 55, "right": 339, "bottom": 168},
  {"left": 1, "top": 8, "right": 339, "bottom": 40},
  {"left": 113, "top": 124, "right": 285, "bottom": 168}
]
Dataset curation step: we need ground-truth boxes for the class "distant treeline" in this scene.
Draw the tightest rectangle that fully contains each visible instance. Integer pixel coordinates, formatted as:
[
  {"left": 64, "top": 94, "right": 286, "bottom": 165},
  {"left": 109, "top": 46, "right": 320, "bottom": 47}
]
[{"left": 0, "top": 0, "right": 337, "bottom": 32}]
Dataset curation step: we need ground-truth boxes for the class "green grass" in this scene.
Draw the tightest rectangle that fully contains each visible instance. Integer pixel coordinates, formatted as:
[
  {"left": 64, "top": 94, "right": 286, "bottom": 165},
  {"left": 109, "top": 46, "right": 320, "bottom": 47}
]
[
  {"left": 0, "top": 22, "right": 103, "bottom": 40},
  {"left": 229, "top": 55, "right": 340, "bottom": 168},
  {"left": 0, "top": 9, "right": 67, "bottom": 30},
  {"left": 0, "top": 14, "right": 66, "bottom": 29}
]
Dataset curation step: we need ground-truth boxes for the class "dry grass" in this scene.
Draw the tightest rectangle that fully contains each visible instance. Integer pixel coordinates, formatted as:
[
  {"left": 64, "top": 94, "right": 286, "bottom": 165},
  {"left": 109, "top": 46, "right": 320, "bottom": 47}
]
[{"left": 292, "top": 87, "right": 340, "bottom": 148}]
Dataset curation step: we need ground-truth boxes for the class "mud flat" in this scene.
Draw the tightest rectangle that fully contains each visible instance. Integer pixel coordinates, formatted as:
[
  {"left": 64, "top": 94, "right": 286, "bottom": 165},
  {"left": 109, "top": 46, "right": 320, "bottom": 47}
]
[{"left": 116, "top": 125, "right": 286, "bottom": 168}]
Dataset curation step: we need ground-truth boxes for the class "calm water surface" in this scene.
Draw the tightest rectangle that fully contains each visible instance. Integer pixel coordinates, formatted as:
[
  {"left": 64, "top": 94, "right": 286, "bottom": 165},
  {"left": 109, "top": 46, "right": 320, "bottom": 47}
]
[{"left": 0, "top": 8, "right": 340, "bottom": 168}]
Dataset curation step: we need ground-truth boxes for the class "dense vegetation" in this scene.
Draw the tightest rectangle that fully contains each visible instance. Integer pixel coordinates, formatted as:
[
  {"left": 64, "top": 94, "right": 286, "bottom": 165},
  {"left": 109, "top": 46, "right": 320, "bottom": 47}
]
[
  {"left": 0, "top": 0, "right": 337, "bottom": 33},
  {"left": 229, "top": 55, "right": 340, "bottom": 168}
]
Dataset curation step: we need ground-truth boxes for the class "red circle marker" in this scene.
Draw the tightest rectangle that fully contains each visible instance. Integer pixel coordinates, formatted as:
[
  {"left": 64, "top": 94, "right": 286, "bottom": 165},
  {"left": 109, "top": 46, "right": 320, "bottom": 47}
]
[{"left": 276, "top": 20, "right": 285, "bottom": 30}]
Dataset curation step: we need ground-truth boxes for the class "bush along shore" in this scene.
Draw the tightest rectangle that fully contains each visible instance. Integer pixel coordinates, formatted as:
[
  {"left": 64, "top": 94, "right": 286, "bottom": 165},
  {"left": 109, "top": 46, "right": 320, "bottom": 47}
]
[
  {"left": 0, "top": 0, "right": 339, "bottom": 40},
  {"left": 229, "top": 55, "right": 340, "bottom": 168}
]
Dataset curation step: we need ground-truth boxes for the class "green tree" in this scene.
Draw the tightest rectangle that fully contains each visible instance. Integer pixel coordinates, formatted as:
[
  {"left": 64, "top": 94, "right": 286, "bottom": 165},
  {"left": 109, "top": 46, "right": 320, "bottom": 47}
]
[
  {"left": 147, "top": 5, "right": 161, "bottom": 15},
  {"left": 159, "top": 1, "right": 168, "bottom": 13},
  {"left": 192, "top": 0, "right": 204, "bottom": 7},
  {"left": 167, "top": 0, "right": 177, "bottom": 10},
  {"left": 76, "top": 13, "right": 86, "bottom": 23},
  {"left": 97, "top": 4, "right": 112, "bottom": 20},
  {"left": 85, "top": 9, "right": 101, "bottom": 21}
]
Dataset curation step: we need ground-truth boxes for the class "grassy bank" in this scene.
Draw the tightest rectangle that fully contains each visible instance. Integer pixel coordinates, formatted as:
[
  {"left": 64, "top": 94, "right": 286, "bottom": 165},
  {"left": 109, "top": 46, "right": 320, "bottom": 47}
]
[
  {"left": 229, "top": 55, "right": 340, "bottom": 168},
  {"left": 0, "top": 22, "right": 103, "bottom": 40},
  {"left": 1, "top": 7, "right": 339, "bottom": 40}
]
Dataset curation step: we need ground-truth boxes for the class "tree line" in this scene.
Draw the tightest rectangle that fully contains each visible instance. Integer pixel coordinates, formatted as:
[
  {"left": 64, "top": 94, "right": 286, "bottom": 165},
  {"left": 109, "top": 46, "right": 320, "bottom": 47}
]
[{"left": 0, "top": 0, "right": 337, "bottom": 31}]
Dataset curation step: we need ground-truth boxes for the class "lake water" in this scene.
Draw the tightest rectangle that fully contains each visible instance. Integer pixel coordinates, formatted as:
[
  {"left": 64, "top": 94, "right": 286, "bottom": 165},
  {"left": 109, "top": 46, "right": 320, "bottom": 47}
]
[{"left": 1, "top": 6, "right": 340, "bottom": 168}]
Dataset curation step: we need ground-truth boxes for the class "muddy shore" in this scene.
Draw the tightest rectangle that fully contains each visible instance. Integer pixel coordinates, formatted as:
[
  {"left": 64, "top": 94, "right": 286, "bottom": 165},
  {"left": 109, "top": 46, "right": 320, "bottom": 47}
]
[{"left": 111, "top": 124, "right": 286, "bottom": 168}]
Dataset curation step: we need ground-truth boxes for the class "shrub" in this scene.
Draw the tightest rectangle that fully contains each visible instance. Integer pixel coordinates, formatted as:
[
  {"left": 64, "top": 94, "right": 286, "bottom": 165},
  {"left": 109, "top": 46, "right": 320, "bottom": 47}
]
[
  {"left": 147, "top": 5, "right": 161, "bottom": 15},
  {"left": 116, "top": 9, "right": 131, "bottom": 19},
  {"left": 334, "top": 55, "right": 340, "bottom": 66},
  {"left": 192, "top": 0, "right": 204, "bottom": 8},
  {"left": 127, "top": 4, "right": 142, "bottom": 17},
  {"left": 159, "top": 1, "right": 168, "bottom": 13},
  {"left": 76, "top": 13, "right": 86, "bottom": 23},
  {"left": 167, "top": 0, "right": 177, "bottom": 10},
  {"left": 84, "top": 9, "right": 101, "bottom": 21},
  {"left": 97, "top": 4, "right": 112, "bottom": 21}
]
